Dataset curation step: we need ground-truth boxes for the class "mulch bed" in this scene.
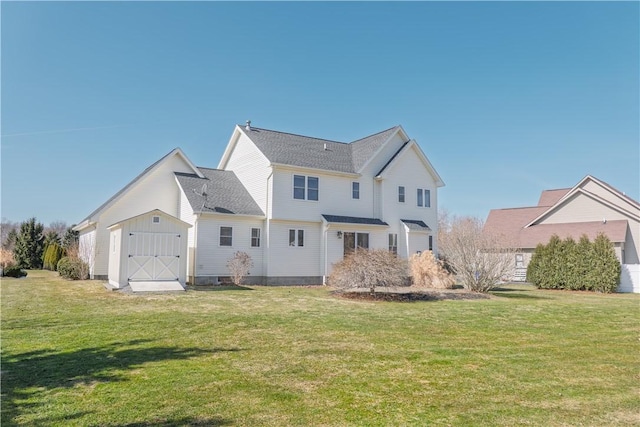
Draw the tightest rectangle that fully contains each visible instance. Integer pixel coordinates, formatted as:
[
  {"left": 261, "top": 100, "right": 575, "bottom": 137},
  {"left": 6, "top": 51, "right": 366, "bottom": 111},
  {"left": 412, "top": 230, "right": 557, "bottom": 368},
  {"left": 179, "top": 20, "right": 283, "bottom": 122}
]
[{"left": 334, "top": 289, "right": 491, "bottom": 302}]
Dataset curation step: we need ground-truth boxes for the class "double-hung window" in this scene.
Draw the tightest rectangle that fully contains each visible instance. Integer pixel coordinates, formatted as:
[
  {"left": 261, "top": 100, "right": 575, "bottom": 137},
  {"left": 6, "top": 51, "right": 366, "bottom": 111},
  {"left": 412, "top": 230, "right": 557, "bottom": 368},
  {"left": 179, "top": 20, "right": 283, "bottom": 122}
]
[
  {"left": 251, "top": 228, "right": 261, "bottom": 247},
  {"left": 417, "top": 188, "right": 431, "bottom": 207},
  {"left": 398, "top": 186, "right": 405, "bottom": 203},
  {"left": 293, "top": 175, "right": 319, "bottom": 201},
  {"left": 220, "top": 226, "right": 233, "bottom": 246},
  {"left": 289, "top": 229, "right": 304, "bottom": 247},
  {"left": 389, "top": 233, "right": 398, "bottom": 255},
  {"left": 352, "top": 182, "right": 360, "bottom": 199}
]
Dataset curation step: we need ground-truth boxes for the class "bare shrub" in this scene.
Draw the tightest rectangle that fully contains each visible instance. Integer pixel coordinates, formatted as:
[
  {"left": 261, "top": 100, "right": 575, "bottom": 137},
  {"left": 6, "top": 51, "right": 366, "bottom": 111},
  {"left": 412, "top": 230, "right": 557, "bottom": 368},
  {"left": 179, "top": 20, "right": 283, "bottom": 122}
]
[
  {"left": 409, "top": 250, "right": 455, "bottom": 289},
  {"left": 330, "top": 249, "right": 409, "bottom": 294},
  {"left": 1, "top": 248, "right": 16, "bottom": 270},
  {"left": 226, "top": 251, "right": 253, "bottom": 286},
  {"left": 439, "top": 215, "right": 517, "bottom": 293},
  {"left": 61, "top": 243, "right": 90, "bottom": 280}
]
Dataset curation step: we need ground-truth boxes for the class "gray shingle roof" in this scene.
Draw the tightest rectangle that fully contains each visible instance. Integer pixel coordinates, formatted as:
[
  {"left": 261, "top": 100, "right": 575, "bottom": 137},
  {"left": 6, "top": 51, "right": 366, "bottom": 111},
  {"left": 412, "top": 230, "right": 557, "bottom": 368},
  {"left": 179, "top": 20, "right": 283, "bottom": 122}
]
[
  {"left": 401, "top": 219, "right": 432, "bottom": 231},
  {"left": 322, "top": 214, "right": 388, "bottom": 226},
  {"left": 175, "top": 168, "right": 264, "bottom": 216},
  {"left": 241, "top": 126, "right": 401, "bottom": 173}
]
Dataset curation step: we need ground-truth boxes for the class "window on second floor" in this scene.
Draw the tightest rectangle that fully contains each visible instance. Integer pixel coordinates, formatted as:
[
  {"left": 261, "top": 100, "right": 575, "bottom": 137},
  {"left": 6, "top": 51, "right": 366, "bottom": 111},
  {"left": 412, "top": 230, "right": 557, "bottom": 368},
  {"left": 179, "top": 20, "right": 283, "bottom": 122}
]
[
  {"left": 352, "top": 182, "right": 360, "bottom": 199},
  {"left": 417, "top": 188, "right": 431, "bottom": 207},
  {"left": 398, "top": 186, "right": 405, "bottom": 203},
  {"left": 294, "top": 175, "right": 319, "bottom": 201},
  {"left": 220, "top": 226, "right": 232, "bottom": 247}
]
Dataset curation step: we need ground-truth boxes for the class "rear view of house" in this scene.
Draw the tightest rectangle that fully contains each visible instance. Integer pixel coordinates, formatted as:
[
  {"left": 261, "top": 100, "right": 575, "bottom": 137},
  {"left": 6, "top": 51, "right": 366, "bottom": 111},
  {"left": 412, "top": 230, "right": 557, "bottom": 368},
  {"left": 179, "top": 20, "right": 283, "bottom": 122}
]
[{"left": 74, "top": 123, "right": 444, "bottom": 289}]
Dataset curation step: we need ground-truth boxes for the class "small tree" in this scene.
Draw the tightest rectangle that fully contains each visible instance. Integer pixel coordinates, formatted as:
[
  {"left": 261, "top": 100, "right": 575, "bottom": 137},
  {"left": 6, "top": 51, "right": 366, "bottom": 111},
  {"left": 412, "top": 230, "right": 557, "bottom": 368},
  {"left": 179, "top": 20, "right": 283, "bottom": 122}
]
[
  {"left": 409, "top": 250, "right": 455, "bottom": 289},
  {"left": 14, "top": 218, "right": 45, "bottom": 269},
  {"left": 330, "top": 249, "right": 409, "bottom": 295},
  {"left": 439, "top": 216, "right": 518, "bottom": 293},
  {"left": 588, "top": 234, "right": 621, "bottom": 293},
  {"left": 226, "top": 251, "right": 253, "bottom": 286},
  {"left": 61, "top": 227, "right": 79, "bottom": 249}
]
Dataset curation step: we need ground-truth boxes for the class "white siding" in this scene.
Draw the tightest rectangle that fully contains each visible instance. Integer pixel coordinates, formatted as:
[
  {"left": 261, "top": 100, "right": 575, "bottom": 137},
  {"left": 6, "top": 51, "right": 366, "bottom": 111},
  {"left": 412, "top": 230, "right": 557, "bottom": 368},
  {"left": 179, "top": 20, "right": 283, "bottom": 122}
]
[
  {"left": 267, "top": 221, "right": 322, "bottom": 277},
  {"left": 619, "top": 264, "right": 640, "bottom": 293},
  {"left": 91, "top": 153, "right": 195, "bottom": 277},
  {"left": 224, "top": 132, "right": 272, "bottom": 214},
  {"left": 108, "top": 228, "right": 121, "bottom": 287},
  {"left": 194, "top": 216, "right": 264, "bottom": 278},
  {"left": 379, "top": 145, "right": 439, "bottom": 255},
  {"left": 78, "top": 228, "right": 97, "bottom": 278},
  {"left": 178, "top": 186, "right": 197, "bottom": 279},
  {"left": 359, "top": 132, "right": 407, "bottom": 176},
  {"left": 582, "top": 180, "right": 638, "bottom": 214},
  {"left": 539, "top": 192, "right": 633, "bottom": 225},
  {"left": 270, "top": 169, "right": 372, "bottom": 221}
]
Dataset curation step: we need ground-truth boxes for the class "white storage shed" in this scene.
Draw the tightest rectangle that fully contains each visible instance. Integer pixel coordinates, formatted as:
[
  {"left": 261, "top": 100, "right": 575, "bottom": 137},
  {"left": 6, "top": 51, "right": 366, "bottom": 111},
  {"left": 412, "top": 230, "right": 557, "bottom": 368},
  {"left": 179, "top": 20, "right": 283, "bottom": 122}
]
[{"left": 107, "top": 210, "right": 191, "bottom": 290}]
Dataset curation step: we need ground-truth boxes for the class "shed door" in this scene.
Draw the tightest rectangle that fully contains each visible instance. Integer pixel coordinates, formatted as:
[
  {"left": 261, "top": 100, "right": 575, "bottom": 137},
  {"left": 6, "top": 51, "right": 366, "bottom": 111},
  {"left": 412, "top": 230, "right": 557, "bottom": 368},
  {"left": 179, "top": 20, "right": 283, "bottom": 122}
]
[{"left": 127, "top": 232, "right": 181, "bottom": 281}]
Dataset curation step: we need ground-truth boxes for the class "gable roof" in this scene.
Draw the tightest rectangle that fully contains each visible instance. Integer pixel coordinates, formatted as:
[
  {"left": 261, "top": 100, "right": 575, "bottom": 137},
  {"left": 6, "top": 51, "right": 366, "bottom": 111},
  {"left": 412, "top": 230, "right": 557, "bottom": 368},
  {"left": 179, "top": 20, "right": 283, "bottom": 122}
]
[
  {"left": 74, "top": 148, "right": 202, "bottom": 231},
  {"left": 525, "top": 175, "right": 640, "bottom": 227},
  {"left": 375, "top": 140, "right": 445, "bottom": 187},
  {"left": 537, "top": 188, "right": 571, "bottom": 206},
  {"left": 107, "top": 209, "right": 192, "bottom": 230},
  {"left": 233, "top": 125, "right": 406, "bottom": 175},
  {"left": 175, "top": 168, "right": 264, "bottom": 217},
  {"left": 485, "top": 175, "right": 639, "bottom": 249}
]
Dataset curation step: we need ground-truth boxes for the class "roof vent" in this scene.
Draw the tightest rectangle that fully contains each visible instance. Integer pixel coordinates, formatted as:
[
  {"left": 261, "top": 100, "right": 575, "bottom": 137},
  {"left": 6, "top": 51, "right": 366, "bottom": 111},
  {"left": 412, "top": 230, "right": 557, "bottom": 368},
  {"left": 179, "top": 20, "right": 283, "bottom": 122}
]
[
  {"left": 245, "top": 120, "right": 251, "bottom": 131},
  {"left": 324, "top": 143, "right": 327, "bottom": 151}
]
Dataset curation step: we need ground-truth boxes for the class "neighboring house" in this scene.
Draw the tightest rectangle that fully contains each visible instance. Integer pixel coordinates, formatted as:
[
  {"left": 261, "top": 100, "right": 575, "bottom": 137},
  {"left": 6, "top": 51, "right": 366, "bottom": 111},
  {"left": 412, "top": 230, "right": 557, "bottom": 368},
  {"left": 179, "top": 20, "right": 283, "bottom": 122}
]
[
  {"left": 74, "top": 123, "right": 444, "bottom": 288},
  {"left": 484, "top": 175, "right": 640, "bottom": 292}
]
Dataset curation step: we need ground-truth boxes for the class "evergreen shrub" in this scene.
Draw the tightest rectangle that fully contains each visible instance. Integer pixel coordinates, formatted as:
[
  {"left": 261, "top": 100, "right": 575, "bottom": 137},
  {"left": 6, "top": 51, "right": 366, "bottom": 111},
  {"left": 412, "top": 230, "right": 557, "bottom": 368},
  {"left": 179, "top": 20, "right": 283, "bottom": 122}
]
[
  {"left": 527, "top": 233, "right": 620, "bottom": 293},
  {"left": 2, "top": 265, "right": 27, "bottom": 278}
]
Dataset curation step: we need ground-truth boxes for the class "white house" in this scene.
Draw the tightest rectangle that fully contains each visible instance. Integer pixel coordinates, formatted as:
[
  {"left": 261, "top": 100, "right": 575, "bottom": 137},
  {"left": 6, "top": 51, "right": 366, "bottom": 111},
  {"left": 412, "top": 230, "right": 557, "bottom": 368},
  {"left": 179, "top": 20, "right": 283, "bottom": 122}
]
[{"left": 74, "top": 123, "right": 444, "bottom": 288}]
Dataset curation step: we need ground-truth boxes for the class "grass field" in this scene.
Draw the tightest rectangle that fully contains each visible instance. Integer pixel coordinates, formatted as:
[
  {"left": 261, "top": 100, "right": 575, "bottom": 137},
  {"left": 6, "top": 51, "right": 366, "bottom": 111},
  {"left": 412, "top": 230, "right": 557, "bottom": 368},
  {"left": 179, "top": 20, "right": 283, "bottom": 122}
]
[{"left": 2, "top": 271, "right": 639, "bottom": 426}]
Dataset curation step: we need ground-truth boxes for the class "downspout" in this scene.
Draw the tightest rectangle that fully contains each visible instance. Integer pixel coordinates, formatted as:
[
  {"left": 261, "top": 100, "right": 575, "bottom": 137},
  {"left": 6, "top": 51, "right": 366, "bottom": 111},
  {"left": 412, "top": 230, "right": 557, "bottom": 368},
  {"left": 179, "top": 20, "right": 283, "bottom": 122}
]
[
  {"left": 192, "top": 213, "right": 199, "bottom": 285},
  {"left": 264, "top": 170, "right": 273, "bottom": 285}
]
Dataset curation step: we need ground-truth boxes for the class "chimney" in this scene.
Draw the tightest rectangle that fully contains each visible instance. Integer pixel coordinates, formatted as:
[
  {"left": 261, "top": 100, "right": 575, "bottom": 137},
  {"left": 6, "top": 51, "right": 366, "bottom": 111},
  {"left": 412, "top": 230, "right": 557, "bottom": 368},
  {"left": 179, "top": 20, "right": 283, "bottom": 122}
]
[{"left": 245, "top": 120, "right": 251, "bottom": 131}]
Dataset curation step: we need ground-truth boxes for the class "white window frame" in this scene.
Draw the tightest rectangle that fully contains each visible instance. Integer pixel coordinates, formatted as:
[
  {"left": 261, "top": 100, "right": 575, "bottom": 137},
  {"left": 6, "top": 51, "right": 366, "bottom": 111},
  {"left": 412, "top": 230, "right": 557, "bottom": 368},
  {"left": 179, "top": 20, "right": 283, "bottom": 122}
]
[
  {"left": 152, "top": 215, "right": 161, "bottom": 224},
  {"left": 293, "top": 175, "right": 319, "bottom": 201},
  {"left": 219, "top": 226, "right": 233, "bottom": 247},
  {"left": 417, "top": 188, "right": 431, "bottom": 208},
  {"left": 398, "top": 186, "right": 405, "bottom": 203},
  {"left": 251, "top": 228, "right": 261, "bottom": 247},
  {"left": 289, "top": 229, "right": 304, "bottom": 247},
  {"left": 389, "top": 233, "right": 398, "bottom": 255},
  {"left": 352, "top": 182, "right": 360, "bottom": 199}
]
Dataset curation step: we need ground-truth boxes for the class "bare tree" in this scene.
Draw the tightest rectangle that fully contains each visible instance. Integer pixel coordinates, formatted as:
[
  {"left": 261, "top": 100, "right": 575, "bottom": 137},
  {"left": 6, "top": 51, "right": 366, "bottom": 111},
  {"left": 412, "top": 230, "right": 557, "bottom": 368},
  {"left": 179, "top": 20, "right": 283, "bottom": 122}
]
[
  {"left": 438, "top": 215, "right": 518, "bottom": 293},
  {"left": 226, "top": 251, "right": 253, "bottom": 286},
  {"left": 1, "top": 218, "right": 18, "bottom": 250},
  {"left": 46, "top": 221, "right": 68, "bottom": 239},
  {"left": 409, "top": 251, "right": 455, "bottom": 289}
]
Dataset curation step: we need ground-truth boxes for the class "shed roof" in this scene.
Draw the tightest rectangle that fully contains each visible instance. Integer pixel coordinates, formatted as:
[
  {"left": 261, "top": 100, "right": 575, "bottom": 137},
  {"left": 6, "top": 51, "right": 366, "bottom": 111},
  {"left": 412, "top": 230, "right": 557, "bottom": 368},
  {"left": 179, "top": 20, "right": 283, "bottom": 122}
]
[
  {"left": 321, "top": 214, "right": 388, "bottom": 226},
  {"left": 401, "top": 219, "right": 432, "bottom": 231}
]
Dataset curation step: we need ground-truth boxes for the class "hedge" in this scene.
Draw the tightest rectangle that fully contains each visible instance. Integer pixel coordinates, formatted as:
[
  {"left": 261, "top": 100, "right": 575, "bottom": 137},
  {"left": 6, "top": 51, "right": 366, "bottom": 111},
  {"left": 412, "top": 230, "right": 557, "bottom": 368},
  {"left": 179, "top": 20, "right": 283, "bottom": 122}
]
[{"left": 527, "top": 233, "right": 620, "bottom": 293}]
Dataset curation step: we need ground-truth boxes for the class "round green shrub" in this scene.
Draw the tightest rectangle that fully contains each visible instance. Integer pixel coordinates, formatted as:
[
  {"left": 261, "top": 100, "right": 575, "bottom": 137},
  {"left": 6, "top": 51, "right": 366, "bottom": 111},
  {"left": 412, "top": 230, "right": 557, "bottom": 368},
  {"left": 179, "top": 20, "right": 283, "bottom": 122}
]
[
  {"left": 57, "top": 257, "right": 89, "bottom": 280},
  {"left": 2, "top": 265, "right": 27, "bottom": 278}
]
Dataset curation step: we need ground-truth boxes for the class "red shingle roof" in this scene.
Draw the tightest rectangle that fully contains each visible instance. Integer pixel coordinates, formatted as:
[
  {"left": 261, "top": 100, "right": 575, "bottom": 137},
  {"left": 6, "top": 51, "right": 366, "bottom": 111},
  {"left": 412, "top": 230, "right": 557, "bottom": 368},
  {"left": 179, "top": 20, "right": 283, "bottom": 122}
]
[{"left": 537, "top": 188, "right": 571, "bottom": 206}]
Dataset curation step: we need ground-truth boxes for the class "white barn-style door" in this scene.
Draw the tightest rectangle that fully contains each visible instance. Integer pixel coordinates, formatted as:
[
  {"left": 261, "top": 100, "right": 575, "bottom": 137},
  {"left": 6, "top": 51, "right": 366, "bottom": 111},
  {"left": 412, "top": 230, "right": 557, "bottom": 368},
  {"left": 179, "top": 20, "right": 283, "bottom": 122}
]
[{"left": 127, "top": 232, "right": 181, "bottom": 281}]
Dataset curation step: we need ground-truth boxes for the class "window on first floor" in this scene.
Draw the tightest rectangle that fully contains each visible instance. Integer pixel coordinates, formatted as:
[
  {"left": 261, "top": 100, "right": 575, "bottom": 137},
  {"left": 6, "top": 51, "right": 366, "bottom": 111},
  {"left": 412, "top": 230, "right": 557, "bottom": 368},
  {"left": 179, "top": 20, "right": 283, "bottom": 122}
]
[
  {"left": 220, "top": 226, "right": 232, "bottom": 246},
  {"left": 515, "top": 253, "right": 524, "bottom": 268},
  {"left": 289, "top": 229, "right": 304, "bottom": 247},
  {"left": 389, "top": 233, "right": 398, "bottom": 255},
  {"left": 251, "top": 228, "right": 261, "bottom": 247},
  {"left": 429, "top": 235, "right": 433, "bottom": 251},
  {"left": 417, "top": 188, "right": 431, "bottom": 207},
  {"left": 352, "top": 182, "right": 360, "bottom": 199},
  {"left": 344, "top": 232, "right": 369, "bottom": 255}
]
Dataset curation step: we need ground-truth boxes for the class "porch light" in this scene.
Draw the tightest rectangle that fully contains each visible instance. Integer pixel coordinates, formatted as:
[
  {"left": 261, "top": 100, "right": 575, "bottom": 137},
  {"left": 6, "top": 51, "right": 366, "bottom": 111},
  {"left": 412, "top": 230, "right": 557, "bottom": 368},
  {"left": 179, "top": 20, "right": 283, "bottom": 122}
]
[{"left": 337, "top": 231, "right": 343, "bottom": 238}]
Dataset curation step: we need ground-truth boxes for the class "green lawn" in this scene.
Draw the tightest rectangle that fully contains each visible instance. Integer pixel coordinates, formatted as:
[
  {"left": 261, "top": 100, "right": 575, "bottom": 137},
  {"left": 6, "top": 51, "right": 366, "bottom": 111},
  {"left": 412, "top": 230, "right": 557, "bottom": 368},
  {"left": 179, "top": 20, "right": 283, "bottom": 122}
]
[{"left": 2, "top": 271, "right": 639, "bottom": 426}]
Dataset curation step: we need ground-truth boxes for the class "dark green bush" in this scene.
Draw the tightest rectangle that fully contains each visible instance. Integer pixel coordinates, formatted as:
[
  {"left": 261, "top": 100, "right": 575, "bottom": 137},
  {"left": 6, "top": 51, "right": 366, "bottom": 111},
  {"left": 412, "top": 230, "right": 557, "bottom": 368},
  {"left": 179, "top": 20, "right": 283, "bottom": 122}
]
[
  {"left": 527, "top": 233, "right": 620, "bottom": 293},
  {"left": 57, "top": 257, "right": 89, "bottom": 280},
  {"left": 2, "top": 265, "right": 27, "bottom": 278}
]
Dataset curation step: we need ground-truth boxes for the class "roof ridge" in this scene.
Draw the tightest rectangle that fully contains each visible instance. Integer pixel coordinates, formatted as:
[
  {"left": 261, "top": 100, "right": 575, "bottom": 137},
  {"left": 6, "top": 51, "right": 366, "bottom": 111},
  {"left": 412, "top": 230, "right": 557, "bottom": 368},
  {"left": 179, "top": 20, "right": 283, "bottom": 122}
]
[
  {"left": 350, "top": 125, "right": 400, "bottom": 144},
  {"left": 239, "top": 125, "right": 347, "bottom": 145}
]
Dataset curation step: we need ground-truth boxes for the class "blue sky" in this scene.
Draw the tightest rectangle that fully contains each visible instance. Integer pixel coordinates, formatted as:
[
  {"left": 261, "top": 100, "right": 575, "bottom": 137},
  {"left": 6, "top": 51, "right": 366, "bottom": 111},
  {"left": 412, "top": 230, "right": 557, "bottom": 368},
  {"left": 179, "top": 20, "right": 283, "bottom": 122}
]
[{"left": 2, "top": 2, "right": 638, "bottom": 227}]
